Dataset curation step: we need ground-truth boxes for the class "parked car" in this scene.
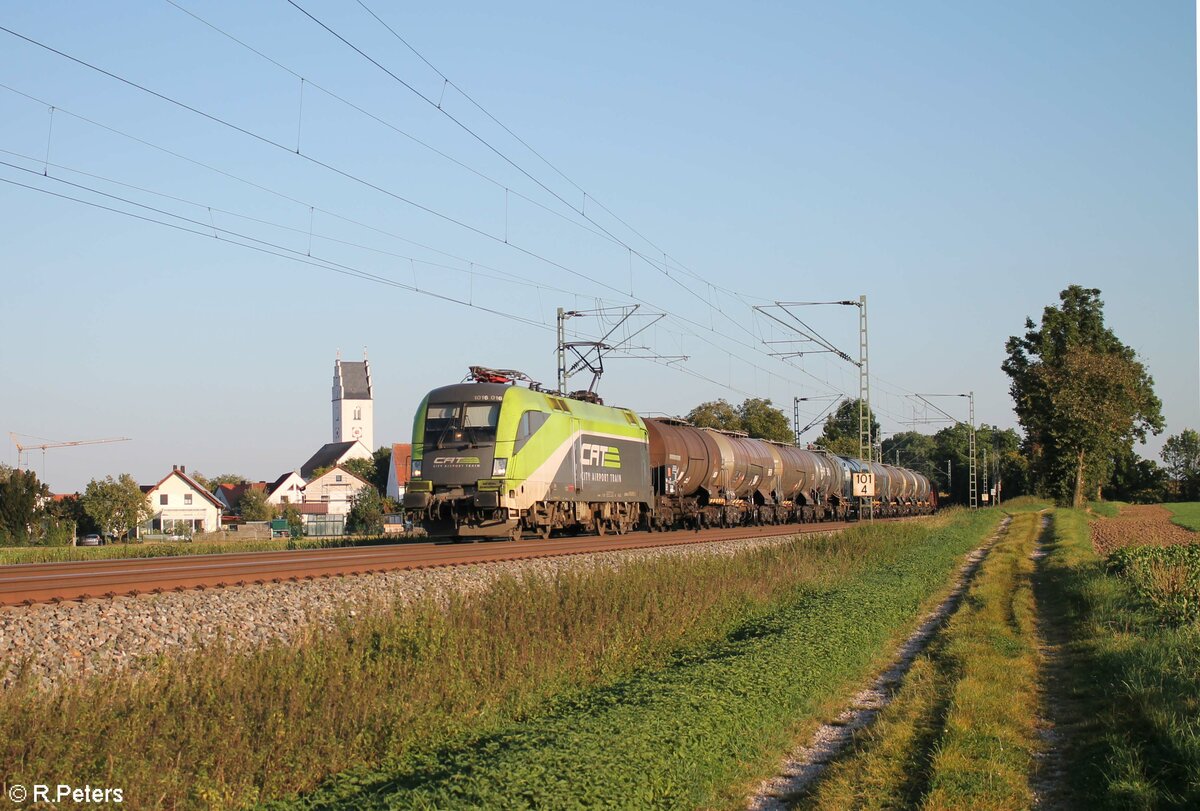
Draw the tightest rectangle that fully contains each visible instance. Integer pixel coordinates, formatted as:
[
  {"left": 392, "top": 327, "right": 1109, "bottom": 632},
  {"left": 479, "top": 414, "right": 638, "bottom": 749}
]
[{"left": 79, "top": 534, "right": 102, "bottom": 547}]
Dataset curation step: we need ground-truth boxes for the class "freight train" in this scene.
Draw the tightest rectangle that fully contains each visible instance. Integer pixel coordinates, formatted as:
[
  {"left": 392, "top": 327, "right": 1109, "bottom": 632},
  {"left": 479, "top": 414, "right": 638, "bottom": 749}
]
[{"left": 403, "top": 368, "right": 936, "bottom": 540}]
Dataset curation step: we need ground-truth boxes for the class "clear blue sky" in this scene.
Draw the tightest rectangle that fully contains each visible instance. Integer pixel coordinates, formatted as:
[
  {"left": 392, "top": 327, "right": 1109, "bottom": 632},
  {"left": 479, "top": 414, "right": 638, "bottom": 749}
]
[{"left": 1, "top": 0, "right": 1195, "bottom": 492}]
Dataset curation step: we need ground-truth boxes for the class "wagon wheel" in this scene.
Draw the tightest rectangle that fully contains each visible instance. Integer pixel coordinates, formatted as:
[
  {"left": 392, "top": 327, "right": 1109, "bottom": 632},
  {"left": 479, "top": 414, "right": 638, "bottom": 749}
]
[
  {"left": 594, "top": 516, "right": 607, "bottom": 536},
  {"left": 538, "top": 523, "right": 552, "bottom": 540}
]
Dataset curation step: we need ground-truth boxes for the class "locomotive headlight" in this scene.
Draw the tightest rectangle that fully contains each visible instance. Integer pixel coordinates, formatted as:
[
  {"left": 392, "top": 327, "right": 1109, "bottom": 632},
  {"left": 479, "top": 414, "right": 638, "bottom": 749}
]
[
  {"left": 411, "top": 460, "right": 422, "bottom": 478},
  {"left": 492, "top": 457, "right": 508, "bottom": 477}
]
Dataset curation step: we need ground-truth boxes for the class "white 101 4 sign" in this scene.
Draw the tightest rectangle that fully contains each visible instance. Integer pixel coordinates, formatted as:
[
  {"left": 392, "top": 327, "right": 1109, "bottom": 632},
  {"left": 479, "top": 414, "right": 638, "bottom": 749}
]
[{"left": 854, "top": 472, "right": 875, "bottom": 497}]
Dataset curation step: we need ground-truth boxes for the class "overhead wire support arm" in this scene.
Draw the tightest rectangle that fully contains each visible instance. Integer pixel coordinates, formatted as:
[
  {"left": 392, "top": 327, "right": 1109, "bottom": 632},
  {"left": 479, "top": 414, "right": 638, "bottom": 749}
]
[{"left": 906, "top": 391, "right": 977, "bottom": 509}]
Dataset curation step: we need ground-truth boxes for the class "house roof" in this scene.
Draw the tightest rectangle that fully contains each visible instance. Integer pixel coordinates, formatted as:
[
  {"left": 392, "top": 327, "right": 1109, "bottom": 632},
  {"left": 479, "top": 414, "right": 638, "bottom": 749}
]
[
  {"left": 143, "top": 468, "right": 225, "bottom": 509},
  {"left": 300, "top": 441, "right": 364, "bottom": 479},
  {"left": 268, "top": 470, "right": 303, "bottom": 495},
  {"left": 214, "top": 482, "right": 267, "bottom": 510},
  {"left": 307, "top": 464, "right": 370, "bottom": 489},
  {"left": 337, "top": 360, "right": 371, "bottom": 400}
]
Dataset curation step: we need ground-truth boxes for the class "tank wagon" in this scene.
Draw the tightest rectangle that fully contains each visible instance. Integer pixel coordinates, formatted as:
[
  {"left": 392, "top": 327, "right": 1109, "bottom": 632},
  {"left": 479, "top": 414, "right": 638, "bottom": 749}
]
[{"left": 404, "top": 370, "right": 936, "bottom": 540}]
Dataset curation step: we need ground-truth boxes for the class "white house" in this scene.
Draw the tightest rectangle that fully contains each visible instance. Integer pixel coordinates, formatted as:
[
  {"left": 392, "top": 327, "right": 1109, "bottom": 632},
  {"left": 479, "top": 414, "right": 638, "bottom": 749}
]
[
  {"left": 303, "top": 465, "right": 370, "bottom": 516},
  {"left": 141, "top": 466, "right": 224, "bottom": 536},
  {"left": 267, "top": 470, "right": 307, "bottom": 507}
]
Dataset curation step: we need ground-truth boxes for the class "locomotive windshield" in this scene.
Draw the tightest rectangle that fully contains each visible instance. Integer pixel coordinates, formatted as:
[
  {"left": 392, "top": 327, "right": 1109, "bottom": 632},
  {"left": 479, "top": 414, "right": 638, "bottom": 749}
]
[{"left": 424, "top": 402, "right": 501, "bottom": 448}]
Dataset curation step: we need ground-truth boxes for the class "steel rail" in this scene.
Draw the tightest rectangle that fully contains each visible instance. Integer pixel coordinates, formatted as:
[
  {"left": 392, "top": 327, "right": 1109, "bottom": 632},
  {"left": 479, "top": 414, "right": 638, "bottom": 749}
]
[{"left": 0, "top": 521, "right": 866, "bottom": 607}]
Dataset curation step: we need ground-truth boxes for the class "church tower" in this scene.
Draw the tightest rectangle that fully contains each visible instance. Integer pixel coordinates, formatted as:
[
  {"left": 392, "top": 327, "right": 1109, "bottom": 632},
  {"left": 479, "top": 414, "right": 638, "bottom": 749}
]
[{"left": 332, "top": 353, "right": 373, "bottom": 450}]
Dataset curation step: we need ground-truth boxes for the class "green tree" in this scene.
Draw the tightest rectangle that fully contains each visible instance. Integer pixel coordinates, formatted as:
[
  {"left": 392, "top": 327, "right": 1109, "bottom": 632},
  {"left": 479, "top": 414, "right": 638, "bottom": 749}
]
[
  {"left": 1003, "top": 286, "right": 1163, "bottom": 507},
  {"left": 343, "top": 457, "right": 381, "bottom": 494},
  {"left": 237, "top": 487, "right": 274, "bottom": 521},
  {"left": 191, "top": 472, "right": 246, "bottom": 492},
  {"left": 0, "top": 467, "right": 50, "bottom": 545},
  {"left": 1161, "top": 429, "right": 1200, "bottom": 500},
  {"left": 816, "top": 399, "right": 878, "bottom": 458},
  {"left": 47, "top": 493, "right": 99, "bottom": 537},
  {"left": 81, "top": 474, "right": 152, "bottom": 543},
  {"left": 281, "top": 503, "right": 304, "bottom": 537},
  {"left": 929, "top": 423, "right": 1028, "bottom": 505},
  {"left": 685, "top": 399, "right": 741, "bottom": 432},
  {"left": 1104, "top": 445, "right": 1168, "bottom": 504},
  {"left": 881, "top": 430, "right": 940, "bottom": 480},
  {"left": 371, "top": 445, "right": 393, "bottom": 494},
  {"left": 346, "top": 485, "right": 384, "bottom": 535},
  {"left": 738, "top": 398, "right": 793, "bottom": 442}
]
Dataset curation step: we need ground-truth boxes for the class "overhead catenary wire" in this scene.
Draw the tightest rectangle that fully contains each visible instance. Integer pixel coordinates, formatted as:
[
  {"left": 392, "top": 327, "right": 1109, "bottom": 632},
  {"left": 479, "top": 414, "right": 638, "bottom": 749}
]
[
  {"left": 0, "top": 36, "right": 857, "bottom": 410},
  {"left": 351, "top": 0, "right": 770, "bottom": 307},
  {"left": 280, "top": 0, "right": 772, "bottom": 343},
  {"left": 0, "top": 162, "right": 767, "bottom": 401},
  {"left": 0, "top": 24, "right": 921, "bottom": 425}
]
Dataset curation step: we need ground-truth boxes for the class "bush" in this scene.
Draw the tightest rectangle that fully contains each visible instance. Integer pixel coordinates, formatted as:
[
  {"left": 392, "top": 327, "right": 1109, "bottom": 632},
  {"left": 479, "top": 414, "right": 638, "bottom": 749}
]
[{"left": 1106, "top": 544, "right": 1200, "bottom": 625}]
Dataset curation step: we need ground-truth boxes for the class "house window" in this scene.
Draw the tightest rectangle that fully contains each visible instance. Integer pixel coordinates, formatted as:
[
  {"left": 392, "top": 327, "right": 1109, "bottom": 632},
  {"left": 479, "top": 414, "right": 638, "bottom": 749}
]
[
  {"left": 184, "top": 493, "right": 193, "bottom": 505},
  {"left": 353, "top": 407, "right": 361, "bottom": 421},
  {"left": 281, "top": 495, "right": 289, "bottom": 504},
  {"left": 335, "top": 474, "right": 343, "bottom": 482},
  {"left": 321, "top": 495, "right": 330, "bottom": 502},
  {"left": 160, "top": 494, "right": 168, "bottom": 506}
]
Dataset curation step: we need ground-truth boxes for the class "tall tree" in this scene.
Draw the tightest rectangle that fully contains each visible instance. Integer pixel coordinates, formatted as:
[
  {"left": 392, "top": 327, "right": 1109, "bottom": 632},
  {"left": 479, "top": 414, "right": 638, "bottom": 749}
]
[
  {"left": 816, "top": 399, "right": 878, "bottom": 458},
  {"left": 1003, "top": 286, "right": 1162, "bottom": 506},
  {"left": 738, "top": 398, "right": 793, "bottom": 442},
  {"left": 685, "top": 399, "right": 741, "bottom": 432},
  {"left": 1161, "top": 429, "right": 1200, "bottom": 500},
  {"left": 0, "top": 468, "right": 50, "bottom": 545},
  {"left": 81, "top": 474, "right": 153, "bottom": 543}
]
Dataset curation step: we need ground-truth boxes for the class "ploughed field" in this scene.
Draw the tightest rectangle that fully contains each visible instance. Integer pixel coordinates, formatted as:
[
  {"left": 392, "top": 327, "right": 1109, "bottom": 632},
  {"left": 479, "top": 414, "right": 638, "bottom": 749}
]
[{"left": 1089, "top": 503, "right": 1198, "bottom": 555}]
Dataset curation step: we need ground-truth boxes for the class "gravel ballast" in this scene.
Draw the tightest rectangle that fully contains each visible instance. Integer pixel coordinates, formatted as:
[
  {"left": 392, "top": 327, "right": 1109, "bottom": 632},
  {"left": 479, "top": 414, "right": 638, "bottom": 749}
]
[{"left": 1, "top": 534, "right": 808, "bottom": 691}]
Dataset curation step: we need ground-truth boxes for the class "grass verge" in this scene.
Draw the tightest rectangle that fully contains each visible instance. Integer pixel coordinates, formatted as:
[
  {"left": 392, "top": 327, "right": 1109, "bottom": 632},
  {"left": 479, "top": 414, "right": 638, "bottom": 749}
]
[
  {"left": 263, "top": 510, "right": 1001, "bottom": 810},
  {"left": 1088, "top": 500, "right": 1127, "bottom": 519},
  {"left": 803, "top": 510, "right": 1044, "bottom": 810},
  {"left": 1165, "top": 502, "right": 1200, "bottom": 532},
  {"left": 1036, "top": 508, "right": 1200, "bottom": 808},
  {"left": 1, "top": 511, "right": 999, "bottom": 810}
]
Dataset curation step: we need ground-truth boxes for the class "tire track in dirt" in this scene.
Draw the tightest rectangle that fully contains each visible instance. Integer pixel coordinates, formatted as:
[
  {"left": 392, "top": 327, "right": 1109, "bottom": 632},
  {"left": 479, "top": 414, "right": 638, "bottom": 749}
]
[{"left": 745, "top": 515, "right": 1013, "bottom": 810}]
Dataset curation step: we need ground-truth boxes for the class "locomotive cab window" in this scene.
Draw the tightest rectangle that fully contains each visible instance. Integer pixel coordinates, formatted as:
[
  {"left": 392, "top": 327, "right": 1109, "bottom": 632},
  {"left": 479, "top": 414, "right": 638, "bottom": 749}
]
[{"left": 424, "top": 402, "right": 502, "bottom": 447}]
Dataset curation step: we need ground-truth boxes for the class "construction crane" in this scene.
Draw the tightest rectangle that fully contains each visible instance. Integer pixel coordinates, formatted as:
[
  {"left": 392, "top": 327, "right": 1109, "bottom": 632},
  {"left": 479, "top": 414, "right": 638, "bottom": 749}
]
[{"left": 9, "top": 433, "right": 132, "bottom": 473}]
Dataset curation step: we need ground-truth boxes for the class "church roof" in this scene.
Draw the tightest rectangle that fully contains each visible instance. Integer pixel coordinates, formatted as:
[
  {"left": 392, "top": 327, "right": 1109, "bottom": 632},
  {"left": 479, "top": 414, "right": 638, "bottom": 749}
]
[
  {"left": 338, "top": 360, "right": 371, "bottom": 399},
  {"left": 300, "top": 441, "right": 363, "bottom": 479}
]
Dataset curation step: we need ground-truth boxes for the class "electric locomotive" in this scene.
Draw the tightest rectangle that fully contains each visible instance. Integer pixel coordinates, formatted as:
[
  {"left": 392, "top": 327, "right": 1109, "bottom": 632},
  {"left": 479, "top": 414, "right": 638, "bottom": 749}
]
[{"left": 403, "top": 368, "right": 652, "bottom": 539}]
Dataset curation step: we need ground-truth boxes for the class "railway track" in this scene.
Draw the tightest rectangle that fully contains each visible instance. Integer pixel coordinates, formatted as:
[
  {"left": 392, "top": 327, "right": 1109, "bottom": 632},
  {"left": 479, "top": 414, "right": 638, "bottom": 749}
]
[{"left": 0, "top": 521, "right": 860, "bottom": 607}]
